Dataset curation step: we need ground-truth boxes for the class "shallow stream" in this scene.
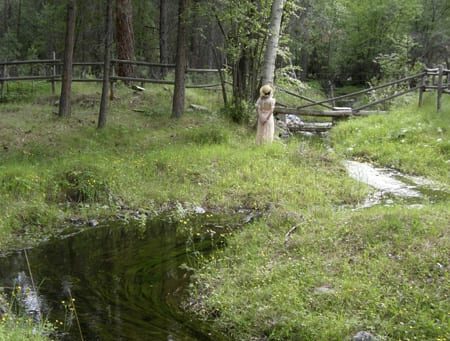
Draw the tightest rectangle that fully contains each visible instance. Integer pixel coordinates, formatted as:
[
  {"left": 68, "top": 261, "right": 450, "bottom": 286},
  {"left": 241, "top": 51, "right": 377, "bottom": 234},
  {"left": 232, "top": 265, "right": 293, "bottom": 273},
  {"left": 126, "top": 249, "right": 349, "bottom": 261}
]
[
  {"left": 344, "top": 160, "right": 450, "bottom": 207},
  {"left": 0, "top": 217, "right": 231, "bottom": 340}
]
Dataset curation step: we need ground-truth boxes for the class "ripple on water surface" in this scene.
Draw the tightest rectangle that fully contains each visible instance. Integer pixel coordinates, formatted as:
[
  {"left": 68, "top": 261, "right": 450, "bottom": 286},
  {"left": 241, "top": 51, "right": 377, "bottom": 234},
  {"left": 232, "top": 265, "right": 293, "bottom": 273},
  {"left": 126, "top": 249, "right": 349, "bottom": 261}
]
[{"left": 0, "top": 217, "right": 231, "bottom": 340}]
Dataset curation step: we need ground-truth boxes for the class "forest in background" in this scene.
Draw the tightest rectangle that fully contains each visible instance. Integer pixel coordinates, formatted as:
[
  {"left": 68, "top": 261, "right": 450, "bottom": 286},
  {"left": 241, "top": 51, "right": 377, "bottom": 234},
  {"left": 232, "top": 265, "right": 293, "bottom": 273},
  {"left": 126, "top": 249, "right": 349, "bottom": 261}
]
[{"left": 1, "top": 0, "right": 449, "bottom": 87}]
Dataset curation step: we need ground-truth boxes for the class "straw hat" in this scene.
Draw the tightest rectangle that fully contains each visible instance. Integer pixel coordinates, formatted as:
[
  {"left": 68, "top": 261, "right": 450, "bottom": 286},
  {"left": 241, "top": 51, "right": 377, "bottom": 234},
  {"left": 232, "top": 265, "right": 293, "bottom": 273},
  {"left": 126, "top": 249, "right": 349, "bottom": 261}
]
[{"left": 259, "top": 84, "right": 274, "bottom": 97}]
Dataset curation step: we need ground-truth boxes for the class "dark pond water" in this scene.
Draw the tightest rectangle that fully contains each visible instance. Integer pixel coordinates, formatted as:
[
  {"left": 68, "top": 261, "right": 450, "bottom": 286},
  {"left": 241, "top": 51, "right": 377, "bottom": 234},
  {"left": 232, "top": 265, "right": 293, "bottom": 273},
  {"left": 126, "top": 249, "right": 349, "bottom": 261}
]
[{"left": 0, "top": 216, "right": 232, "bottom": 340}]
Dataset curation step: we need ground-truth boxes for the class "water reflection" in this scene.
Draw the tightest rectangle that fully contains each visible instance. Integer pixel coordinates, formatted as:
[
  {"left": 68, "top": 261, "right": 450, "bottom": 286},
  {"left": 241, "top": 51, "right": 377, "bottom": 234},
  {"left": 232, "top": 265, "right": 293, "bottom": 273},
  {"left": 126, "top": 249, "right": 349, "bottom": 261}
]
[{"left": 0, "top": 218, "right": 228, "bottom": 340}]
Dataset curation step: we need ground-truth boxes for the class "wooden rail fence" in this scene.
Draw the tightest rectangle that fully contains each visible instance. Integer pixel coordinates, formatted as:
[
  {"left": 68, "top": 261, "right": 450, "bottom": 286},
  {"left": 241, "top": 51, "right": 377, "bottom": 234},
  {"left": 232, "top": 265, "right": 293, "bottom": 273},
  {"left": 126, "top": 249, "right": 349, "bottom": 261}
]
[
  {"left": 0, "top": 56, "right": 225, "bottom": 98},
  {"left": 1, "top": 58, "right": 448, "bottom": 134},
  {"left": 275, "top": 66, "right": 450, "bottom": 121}
]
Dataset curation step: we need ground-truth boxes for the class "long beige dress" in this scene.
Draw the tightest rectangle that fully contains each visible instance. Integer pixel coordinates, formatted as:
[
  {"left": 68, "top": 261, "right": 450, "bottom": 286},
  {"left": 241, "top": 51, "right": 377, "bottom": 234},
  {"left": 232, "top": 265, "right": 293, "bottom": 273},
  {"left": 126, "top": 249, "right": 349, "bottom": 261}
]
[{"left": 256, "top": 96, "right": 276, "bottom": 144}]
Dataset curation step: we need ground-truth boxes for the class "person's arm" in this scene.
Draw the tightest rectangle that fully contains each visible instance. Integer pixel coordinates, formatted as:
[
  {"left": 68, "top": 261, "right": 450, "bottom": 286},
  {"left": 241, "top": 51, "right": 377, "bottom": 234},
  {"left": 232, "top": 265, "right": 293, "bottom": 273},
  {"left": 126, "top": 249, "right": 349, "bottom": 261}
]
[{"left": 255, "top": 98, "right": 261, "bottom": 119}]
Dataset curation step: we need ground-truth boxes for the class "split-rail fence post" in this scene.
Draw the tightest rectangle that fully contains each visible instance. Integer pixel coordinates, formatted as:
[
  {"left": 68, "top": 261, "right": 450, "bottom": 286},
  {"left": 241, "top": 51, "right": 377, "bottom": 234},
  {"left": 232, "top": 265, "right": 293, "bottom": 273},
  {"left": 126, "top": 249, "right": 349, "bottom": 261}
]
[
  {"left": 437, "top": 65, "right": 444, "bottom": 112},
  {"left": 0, "top": 63, "right": 6, "bottom": 99},
  {"left": 418, "top": 70, "right": 426, "bottom": 107},
  {"left": 110, "top": 62, "right": 115, "bottom": 100},
  {"left": 51, "top": 51, "right": 57, "bottom": 95}
]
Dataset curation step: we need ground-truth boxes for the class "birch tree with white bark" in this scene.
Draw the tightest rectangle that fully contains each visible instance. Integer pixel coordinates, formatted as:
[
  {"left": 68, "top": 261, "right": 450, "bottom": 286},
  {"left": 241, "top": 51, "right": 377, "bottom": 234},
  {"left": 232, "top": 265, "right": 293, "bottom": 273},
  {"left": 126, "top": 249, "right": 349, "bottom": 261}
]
[{"left": 261, "top": 0, "right": 285, "bottom": 85}]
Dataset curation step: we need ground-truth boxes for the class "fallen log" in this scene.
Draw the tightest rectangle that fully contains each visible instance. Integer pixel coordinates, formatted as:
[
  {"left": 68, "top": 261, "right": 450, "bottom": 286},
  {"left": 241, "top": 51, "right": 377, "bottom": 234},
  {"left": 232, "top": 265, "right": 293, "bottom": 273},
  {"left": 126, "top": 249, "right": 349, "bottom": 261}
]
[{"left": 275, "top": 107, "right": 352, "bottom": 117}]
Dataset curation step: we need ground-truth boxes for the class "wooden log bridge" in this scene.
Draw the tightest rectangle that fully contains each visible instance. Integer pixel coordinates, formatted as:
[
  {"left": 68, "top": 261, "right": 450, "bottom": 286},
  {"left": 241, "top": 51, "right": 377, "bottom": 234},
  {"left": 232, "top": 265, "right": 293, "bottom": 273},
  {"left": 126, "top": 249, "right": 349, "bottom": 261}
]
[
  {"left": 276, "top": 106, "right": 350, "bottom": 117},
  {"left": 274, "top": 106, "right": 385, "bottom": 118}
]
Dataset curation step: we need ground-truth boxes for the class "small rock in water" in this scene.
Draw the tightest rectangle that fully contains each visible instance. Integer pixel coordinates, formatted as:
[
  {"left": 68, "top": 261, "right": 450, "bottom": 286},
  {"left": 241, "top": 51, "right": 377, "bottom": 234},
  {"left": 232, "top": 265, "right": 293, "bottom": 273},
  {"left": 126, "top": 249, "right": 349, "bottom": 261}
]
[{"left": 352, "top": 331, "right": 377, "bottom": 341}]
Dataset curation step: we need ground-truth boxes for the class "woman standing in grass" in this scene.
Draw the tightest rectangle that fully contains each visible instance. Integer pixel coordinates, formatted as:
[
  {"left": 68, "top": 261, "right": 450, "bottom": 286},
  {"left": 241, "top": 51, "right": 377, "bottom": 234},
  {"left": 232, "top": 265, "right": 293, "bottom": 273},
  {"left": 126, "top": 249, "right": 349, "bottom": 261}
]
[{"left": 256, "top": 84, "right": 276, "bottom": 144}]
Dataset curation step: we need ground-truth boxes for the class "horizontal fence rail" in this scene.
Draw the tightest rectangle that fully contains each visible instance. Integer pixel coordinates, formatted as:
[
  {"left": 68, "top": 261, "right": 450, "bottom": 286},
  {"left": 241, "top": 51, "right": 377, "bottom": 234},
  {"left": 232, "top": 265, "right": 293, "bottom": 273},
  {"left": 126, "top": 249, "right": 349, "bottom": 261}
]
[
  {"left": 275, "top": 66, "right": 449, "bottom": 120},
  {"left": 0, "top": 57, "right": 226, "bottom": 98},
  {"left": 1, "top": 58, "right": 448, "bottom": 116}
]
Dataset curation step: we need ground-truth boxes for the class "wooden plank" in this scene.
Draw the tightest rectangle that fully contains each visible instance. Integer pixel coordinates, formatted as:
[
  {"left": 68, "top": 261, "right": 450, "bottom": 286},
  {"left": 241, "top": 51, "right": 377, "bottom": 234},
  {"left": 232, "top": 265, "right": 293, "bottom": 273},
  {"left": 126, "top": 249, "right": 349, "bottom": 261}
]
[
  {"left": 111, "top": 76, "right": 174, "bottom": 84},
  {"left": 111, "top": 76, "right": 220, "bottom": 88},
  {"left": 274, "top": 107, "right": 352, "bottom": 117},
  {"left": 277, "top": 86, "right": 333, "bottom": 109},
  {"left": 0, "top": 59, "right": 60, "bottom": 65},
  {"left": 425, "top": 67, "right": 439, "bottom": 74},
  {"left": 186, "top": 83, "right": 222, "bottom": 89},
  {"left": 296, "top": 72, "right": 425, "bottom": 110},
  {"left": 112, "top": 59, "right": 175, "bottom": 68},
  {"left": 289, "top": 122, "right": 333, "bottom": 132},
  {"left": 72, "top": 62, "right": 104, "bottom": 66},
  {"left": 353, "top": 86, "right": 419, "bottom": 112},
  {"left": 187, "top": 68, "right": 223, "bottom": 73},
  {"left": 0, "top": 75, "right": 54, "bottom": 81}
]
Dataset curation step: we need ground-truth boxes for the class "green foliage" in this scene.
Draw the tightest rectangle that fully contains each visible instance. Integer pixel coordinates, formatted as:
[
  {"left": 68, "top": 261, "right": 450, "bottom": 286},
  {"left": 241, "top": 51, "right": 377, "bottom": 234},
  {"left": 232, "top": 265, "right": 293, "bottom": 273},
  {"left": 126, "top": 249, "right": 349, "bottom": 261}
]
[
  {"left": 288, "top": 0, "right": 429, "bottom": 82},
  {"left": 366, "top": 35, "right": 425, "bottom": 109},
  {"left": 54, "top": 167, "right": 112, "bottom": 204},
  {"left": 0, "top": 32, "right": 22, "bottom": 60},
  {"left": 220, "top": 101, "right": 254, "bottom": 124}
]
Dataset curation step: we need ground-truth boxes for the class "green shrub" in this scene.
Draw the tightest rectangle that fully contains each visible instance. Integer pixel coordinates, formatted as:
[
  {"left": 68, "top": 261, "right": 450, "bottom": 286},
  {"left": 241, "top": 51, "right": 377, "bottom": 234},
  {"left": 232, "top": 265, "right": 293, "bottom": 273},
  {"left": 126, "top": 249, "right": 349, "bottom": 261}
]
[
  {"left": 220, "top": 102, "right": 254, "bottom": 124},
  {"left": 54, "top": 167, "right": 112, "bottom": 203}
]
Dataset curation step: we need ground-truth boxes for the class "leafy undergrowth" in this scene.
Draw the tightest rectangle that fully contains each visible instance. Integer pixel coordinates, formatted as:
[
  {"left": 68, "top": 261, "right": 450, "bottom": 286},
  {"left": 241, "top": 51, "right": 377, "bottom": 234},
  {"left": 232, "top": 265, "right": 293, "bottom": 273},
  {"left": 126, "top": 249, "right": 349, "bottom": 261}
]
[{"left": 330, "top": 94, "right": 450, "bottom": 183}]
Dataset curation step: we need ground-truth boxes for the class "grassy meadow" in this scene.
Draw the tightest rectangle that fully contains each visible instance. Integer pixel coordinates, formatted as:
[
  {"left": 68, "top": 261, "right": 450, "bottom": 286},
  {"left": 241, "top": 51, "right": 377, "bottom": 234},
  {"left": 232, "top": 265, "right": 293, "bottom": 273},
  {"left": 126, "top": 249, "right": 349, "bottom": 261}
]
[{"left": 0, "top": 81, "right": 449, "bottom": 340}]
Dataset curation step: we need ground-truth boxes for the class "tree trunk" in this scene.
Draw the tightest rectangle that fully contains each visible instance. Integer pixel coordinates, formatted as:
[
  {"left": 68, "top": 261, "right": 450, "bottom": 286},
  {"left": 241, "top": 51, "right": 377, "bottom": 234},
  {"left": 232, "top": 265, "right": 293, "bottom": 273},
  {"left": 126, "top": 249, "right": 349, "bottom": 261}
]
[
  {"left": 261, "top": 0, "right": 285, "bottom": 85},
  {"left": 2, "top": 0, "right": 9, "bottom": 35},
  {"left": 58, "top": 0, "right": 77, "bottom": 118},
  {"left": 16, "top": 0, "right": 21, "bottom": 38},
  {"left": 98, "top": 0, "right": 113, "bottom": 129},
  {"left": 159, "top": 0, "right": 169, "bottom": 78},
  {"left": 115, "top": 0, "right": 134, "bottom": 79},
  {"left": 172, "top": 0, "right": 189, "bottom": 119}
]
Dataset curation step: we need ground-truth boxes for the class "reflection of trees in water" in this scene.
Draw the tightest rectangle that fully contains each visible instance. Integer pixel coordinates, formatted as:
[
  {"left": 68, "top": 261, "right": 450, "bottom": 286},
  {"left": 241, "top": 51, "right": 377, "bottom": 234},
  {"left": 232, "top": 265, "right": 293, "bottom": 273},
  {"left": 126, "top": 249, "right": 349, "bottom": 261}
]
[{"left": 0, "top": 219, "right": 218, "bottom": 340}]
